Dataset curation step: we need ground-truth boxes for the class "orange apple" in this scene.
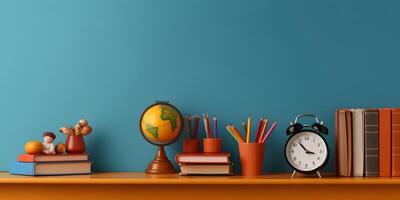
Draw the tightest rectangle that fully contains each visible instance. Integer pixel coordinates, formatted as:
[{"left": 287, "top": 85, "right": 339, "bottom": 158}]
[
  {"left": 25, "top": 141, "right": 43, "bottom": 155},
  {"left": 55, "top": 143, "right": 66, "bottom": 154}
]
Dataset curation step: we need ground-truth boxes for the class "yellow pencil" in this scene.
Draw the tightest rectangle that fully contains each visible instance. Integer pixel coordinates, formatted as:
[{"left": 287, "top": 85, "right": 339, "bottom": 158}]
[
  {"left": 241, "top": 121, "right": 247, "bottom": 136},
  {"left": 258, "top": 118, "right": 269, "bottom": 143},
  {"left": 246, "top": 116, "right": 251, "bottom": 143},
  {"left": 225, "top": 125, "right": 240, "bottom": 143},
  {"left": 231, "top": 125, "right": 245, "bottom": 143}
]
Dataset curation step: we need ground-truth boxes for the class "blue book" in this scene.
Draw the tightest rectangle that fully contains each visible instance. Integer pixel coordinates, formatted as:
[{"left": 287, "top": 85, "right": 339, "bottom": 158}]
[{"left": 9, "top": 161, "right": 92, "bottom": 176}]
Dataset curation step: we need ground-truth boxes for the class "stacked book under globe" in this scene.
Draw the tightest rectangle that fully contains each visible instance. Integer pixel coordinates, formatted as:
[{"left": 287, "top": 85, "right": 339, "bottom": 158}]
[
  {"left": 175, "top": 153, "right": 232, "bottom": 175},
  {"left": 9, "top": 154, "right": 92, "bottom": 176}
]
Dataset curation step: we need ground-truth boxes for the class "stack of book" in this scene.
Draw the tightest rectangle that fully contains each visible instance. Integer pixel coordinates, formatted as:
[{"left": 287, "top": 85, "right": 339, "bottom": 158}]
[
  {"left": 175, "top": 153, "right": 232, "bottom": 175},
  {"left": 335, "top": 108, "right": 400, "bottom": 177},
  {"left": 9, "top": 154, "right": 92, "bottom": 176}
]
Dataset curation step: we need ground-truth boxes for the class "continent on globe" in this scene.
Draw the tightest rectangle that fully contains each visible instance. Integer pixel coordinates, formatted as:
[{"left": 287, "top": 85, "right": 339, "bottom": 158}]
[
  {"left": 146, "top": 124, "right": 159, "bottom": 139},
  {"left": 160, "top": 105, "right": 177, "bottom": 131}
]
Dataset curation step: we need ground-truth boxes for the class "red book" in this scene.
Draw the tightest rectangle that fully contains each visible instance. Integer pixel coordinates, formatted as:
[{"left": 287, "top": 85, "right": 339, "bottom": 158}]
[
  {"left": 392, "top": 109, "right": 400, "bottom": 176},
  {"left": 18, "top": 154, "right": 89, "bottom": 162},
  {"left": 175, "top": 153, "right": 230, "bottom": 164},
  {"left": 379, "top": 108, "right": 392, "bottom": 177}
]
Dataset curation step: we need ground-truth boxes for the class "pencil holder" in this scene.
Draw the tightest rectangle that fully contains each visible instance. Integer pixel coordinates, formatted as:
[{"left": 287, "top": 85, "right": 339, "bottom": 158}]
[
  {"left": 183, "top": 138, "right": 200, "bottom": 153},
  {"left": 238, "top": 142, "right": 265, "bottom": 176},
  {"left": 203, "top": 138, "right": 222, "bottom": 153}
]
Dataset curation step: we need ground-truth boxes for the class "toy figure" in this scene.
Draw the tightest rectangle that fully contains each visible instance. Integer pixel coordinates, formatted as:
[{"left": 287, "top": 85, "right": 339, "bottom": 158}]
[{"left": 42, "top": 132, "right": 56, "bottom": 154}]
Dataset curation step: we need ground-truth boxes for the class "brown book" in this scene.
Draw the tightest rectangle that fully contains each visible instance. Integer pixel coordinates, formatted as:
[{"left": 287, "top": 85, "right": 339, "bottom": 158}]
[
  {"left": 179, "top": 164, "right": 232, "bottom": 175},
  {"left": 365, "top": 109, "right": 379, "bottom": 177},
  {"left": 175, "top": 153, "right": 230, "bottom": 164},
  {"left": 18, "top": 154, "right": 89, "bottom": 162},
  {"left": 392, "top": 109, "right": 400, "bottom": 176},
  {"left": 336, "top": 109, "right": 350, "bottom": 176},
  {"left": 345, "top": 110, "right": 353, "bottom": 176},
  {"left": 379, "top": 108, "right": 391, "bottom": 177}
]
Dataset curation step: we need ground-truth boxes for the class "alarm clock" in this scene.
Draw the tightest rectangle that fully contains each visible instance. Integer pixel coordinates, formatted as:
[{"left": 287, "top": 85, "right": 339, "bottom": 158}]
[{"left": 285, "top": 114, "right": 329, "bottom": 178}]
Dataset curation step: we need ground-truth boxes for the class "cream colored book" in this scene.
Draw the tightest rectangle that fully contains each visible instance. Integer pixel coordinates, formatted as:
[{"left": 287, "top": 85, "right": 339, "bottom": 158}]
[{"left": 352, "top": 109, "right": 364, "bottom": 176}]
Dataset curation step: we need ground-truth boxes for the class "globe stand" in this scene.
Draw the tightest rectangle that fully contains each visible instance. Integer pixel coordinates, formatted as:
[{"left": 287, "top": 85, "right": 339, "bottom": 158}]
[{"left": 146, "top": 146, "right": 176, "bottom": 174}]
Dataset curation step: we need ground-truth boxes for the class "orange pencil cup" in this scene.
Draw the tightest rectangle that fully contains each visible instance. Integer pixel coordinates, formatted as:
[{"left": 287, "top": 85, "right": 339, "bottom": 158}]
[
  {"left": 183, "top": 139, "right": 200, "bottom": 153},
  {"left": 239, "top": 142, "right": 265, "bottom": 176},
  {"left": 203, "top": 138, "right": 222, "bottom": 153}
]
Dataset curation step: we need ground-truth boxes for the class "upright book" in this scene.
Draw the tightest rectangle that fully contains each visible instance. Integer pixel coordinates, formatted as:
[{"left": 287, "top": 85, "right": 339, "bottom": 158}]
[
  {"left": 351, "top": 109, "right": 364, "bottom": 176},
  {"left": 364, "top": 109, "right": 379, "bottom": 177},
  {"left": 392, "top": 108, "right": 400, "bottom": 176},
  {"left": 379, "top": 109, "right": 391, "bottom": 177},
  {"left": 9, "top": 161, "right": 92, "bottom": 176},
  {"left": 345, "top": 110, "right": 353, "bottom": 176},
  {"left": 335, "top": 109, "right": 351, "bottom": 176}
]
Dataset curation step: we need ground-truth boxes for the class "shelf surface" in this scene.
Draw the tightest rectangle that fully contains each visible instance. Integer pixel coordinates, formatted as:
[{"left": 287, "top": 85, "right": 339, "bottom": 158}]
[{"left": 2, "top": 172, "right": 400, "bottom": 185}]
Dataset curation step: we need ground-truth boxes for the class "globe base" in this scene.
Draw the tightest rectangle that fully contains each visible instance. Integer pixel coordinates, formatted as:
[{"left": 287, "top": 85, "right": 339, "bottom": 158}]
[{"left": 146, "top": 146, "right": 176, "bottom": 174}]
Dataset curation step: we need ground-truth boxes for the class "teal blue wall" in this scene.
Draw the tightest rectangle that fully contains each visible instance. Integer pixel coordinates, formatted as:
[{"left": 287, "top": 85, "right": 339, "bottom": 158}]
[{"left": 1, "top": 0, "right": 400, "bottom": 173}]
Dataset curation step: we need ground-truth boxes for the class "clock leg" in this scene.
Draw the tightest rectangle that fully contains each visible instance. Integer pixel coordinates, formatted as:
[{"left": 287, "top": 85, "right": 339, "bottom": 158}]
[
  {"left": 316, "top": 170, "right": 322, "bottom": 179},
  {"left": 291, "top": 170, "right": 297, "bottom": 178}
]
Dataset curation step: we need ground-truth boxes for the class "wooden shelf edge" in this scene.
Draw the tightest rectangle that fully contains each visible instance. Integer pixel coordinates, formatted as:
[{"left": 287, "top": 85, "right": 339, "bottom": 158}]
[{"left": 1, "top": 172, "right": 400, "bottom": 185}]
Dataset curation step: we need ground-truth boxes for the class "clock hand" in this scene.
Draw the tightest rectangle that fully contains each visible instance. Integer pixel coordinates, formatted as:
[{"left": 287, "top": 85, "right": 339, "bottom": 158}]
[
  {"left": 306, "top": 150, "right": 315, "bottom": 154},
  {"left": 299, "top": 142, "right": 315, "bottom": 154},
  {"left": 298, "top": 142, "right": 307, "bottom": 152}
]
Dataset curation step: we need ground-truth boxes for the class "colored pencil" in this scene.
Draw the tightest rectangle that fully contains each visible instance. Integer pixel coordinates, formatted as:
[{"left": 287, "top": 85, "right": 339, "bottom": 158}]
[
  {"left": 255, "top": 117, "right": 263, "bottom": 142},
  {"left": 206, "top": 114, "right": 211, "bottom": 138},
  {"left": 261, "top": 121, "right": 277, "bottom": 143},
  {"left": 241, "top": 121, "right": 247, "bottom": 136},
  {"left": 226, "top": 125, "right": 241, "bottom": 143},
  {"left": 213, "top": 116, "right": 217, "bottom": 138},
  {"left": 246, "top": 116, "right": 251, "bottom": 143},
  {"left": 193, "top": 114, "right": 200, "bottom": 139},
  {"left": 258, "top": 118, "right": 269, "bottom": 143},
  {"left": 231, "top": 125, "right": 245, "bottom": 143},
  {"left": 203, "top": 113, "right": 209, "bottom": 138}
]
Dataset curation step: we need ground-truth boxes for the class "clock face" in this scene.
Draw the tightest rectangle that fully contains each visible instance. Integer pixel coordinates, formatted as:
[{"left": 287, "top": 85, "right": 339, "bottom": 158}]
[{"left": 285, "top": 131, "right": 328, "bottom": 172}]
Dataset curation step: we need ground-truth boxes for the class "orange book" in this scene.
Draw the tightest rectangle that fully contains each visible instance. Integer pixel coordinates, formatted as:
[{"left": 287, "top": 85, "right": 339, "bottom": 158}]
[
  {"left": 392, "top": 109, "right": 400, "bottom": 176},
  {"left": 379, "top": 108, "right": 392, "bottom": 177},
  {"left": 18, "top": 154, "right": 89, "bottom": 162}
]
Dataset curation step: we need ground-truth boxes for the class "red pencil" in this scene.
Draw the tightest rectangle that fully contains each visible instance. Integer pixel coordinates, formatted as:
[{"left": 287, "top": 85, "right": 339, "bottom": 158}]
[
  {"left": 254, "top": 117, "right": 263, "bottom": 142},
  {"left": 258, "top": 118, "right": 269, "bottom": 143},
  {"left": 193, "top": 114, "right": 200, "bottom": 139},
  {"left": 261, "top": 122, "right": 277, "bottom": 143}
]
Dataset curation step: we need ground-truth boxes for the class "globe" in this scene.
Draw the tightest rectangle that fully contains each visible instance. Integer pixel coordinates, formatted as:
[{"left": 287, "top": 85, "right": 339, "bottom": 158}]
[
  {"left": 140, "top": 102, "right": 183, "bottom": 145},
  {"left": 139, "top": 101, "right": 183, "bottom": 174}
]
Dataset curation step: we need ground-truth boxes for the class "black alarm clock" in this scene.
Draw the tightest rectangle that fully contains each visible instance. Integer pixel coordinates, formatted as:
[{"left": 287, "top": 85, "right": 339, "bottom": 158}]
[{"left": 284, "top": 114, "right": 329, "bottom": 178}]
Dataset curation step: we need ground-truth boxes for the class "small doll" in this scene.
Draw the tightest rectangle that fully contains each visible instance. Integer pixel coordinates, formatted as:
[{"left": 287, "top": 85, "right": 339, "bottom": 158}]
[{"left": 42, "top": 132, "right": 56, "bottom": 154}]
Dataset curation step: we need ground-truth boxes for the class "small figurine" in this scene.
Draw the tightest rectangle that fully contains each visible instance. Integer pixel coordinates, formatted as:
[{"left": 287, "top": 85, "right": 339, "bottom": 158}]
[{"left": 42, "top": 132, "right": 56, "bottom": 154}]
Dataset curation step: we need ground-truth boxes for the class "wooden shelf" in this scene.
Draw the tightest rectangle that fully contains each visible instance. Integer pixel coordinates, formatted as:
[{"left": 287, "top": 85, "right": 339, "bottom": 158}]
[
  {"left": 2, "top": 172, "right": 400, "bottom": 185},
  {"left": 2, "top": 172, "right": 400, "bottom": 200}
]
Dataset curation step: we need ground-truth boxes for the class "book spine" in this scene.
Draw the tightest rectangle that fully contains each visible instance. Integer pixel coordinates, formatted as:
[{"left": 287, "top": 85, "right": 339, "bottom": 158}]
[
  {"left": 352, "top": 109, "right": 364, "bottom": 176},
  {"left": 364, "top": 109, "right": 379, "bottom": 177},
  {"left": 345, "top": 110, "right": 353, "bottom": 176},
  {"left": 379, "top": 109, "right": 391, "bottom": 177},
  {"left": 9, "top": 162, "right": 35, "bottom": 175},
  {"left": 336, "top": 109, "right": 349, "bottom": 176},
  {"left": 17, "top": 155, "right": 34, "bottom": 162},
  {"left": 392, "top": 109, "right": 400, "bottom": 176}
]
